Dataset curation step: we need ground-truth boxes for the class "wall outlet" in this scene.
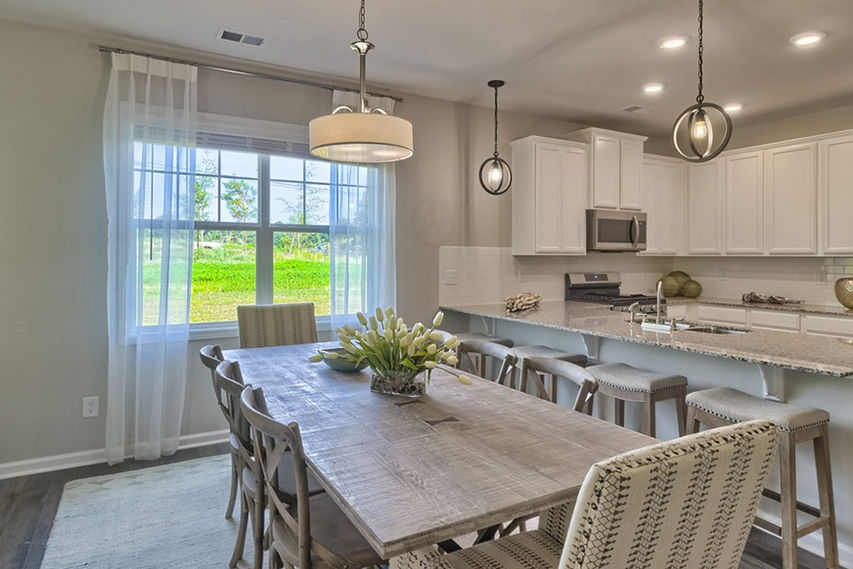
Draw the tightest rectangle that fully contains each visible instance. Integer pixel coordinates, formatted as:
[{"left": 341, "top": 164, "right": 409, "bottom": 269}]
[
  {"left": 83, "top": 396, "right": 99, "bottom": 418},
  {"left": 443, "top": 269, "right": 458, "bottom": 286}
]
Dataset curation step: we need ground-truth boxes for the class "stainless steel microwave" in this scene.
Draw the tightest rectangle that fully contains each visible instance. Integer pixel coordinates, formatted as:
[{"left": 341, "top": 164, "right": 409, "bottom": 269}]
[{"left": 586, "top": 209, "right": 647, "bottom": 252}]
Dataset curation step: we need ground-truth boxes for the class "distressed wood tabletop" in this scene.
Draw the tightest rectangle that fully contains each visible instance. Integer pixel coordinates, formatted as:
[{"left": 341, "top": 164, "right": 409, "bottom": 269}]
[{"left": 224, "top": 342, "right": 655, "bottom": 558}]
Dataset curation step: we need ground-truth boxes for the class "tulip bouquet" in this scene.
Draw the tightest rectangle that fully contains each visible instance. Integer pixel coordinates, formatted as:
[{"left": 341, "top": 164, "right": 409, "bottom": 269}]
[{"left": 309, "top": 307, "right": 460, "bottom": 397}]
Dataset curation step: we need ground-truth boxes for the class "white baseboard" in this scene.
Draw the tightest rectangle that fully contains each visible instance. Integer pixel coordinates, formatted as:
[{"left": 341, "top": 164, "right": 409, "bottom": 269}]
[{"left": 0, "top": 429, "right": 230, "bottom": 480}]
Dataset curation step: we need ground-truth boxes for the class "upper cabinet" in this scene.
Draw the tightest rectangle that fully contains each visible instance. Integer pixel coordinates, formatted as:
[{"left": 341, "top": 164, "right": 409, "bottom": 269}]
[
  {"left": 724, "top": 150, "right": 764, "bottom": 254},
  {"left": 566, "top": 128, "right": 647, "bottom": 211},
  {"left": 511, "top": 136, "right": 588, "bottom": 255},
  {"left": 642, "top": 156, "right": 683, "bottom": 255},
  {"left": 820, "top": 134, "right": 853, "bottom": 254},
  {"left": 687, "top": 160, "right": 724, "bottom": 254},
  {"left": 764, "top": 142, "right": 818, "bottom": 254}
]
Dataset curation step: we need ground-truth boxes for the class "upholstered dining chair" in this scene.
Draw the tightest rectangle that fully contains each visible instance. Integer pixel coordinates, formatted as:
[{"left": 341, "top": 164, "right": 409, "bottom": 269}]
[
  {"left": 240, "top": 385, "right": 385, "bottom": 569},
  {"left": 519, "top": 356, "right": 598, "bottom": 413},
  {"left": 199, "top": 345, "right": 233, "bottom": 517},
  {"left": 393, "top": 420, "right": 779, "bottom": 569},
  {"left": 237, "top": 302, "right": 318, "bottom": 348}
]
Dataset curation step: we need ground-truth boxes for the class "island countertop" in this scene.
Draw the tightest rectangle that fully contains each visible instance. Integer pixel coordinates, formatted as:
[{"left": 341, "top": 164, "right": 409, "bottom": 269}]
[{"left": 441, "top": 300, "right": 853, "bottom": 378}]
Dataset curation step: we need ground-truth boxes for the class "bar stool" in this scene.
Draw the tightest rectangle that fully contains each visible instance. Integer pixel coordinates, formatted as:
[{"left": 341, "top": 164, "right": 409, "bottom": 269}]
[
  {"left": 438, "top": 331, "right": 513, "bottom": 378},
  {"left": 456, "top": 339, "right": 517, "bottom": 386},
  {"left": 586, "top": 363, "right": 687, "bottom": 437},
  {"left": 686, "top": 387, "right": 838, "bottom": 569},
  {"left": 519, "top": 356, "right": 597, "bottom": 412}
]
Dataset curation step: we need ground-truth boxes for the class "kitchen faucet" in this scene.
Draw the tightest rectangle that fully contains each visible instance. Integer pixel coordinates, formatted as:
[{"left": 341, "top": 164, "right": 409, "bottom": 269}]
[{"left": 656, "top": 279, "right": 663, "bottom": 324}]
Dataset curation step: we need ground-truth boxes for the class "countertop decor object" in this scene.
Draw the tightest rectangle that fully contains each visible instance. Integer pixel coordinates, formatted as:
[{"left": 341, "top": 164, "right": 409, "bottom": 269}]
[
  {"left": 478, "top": 80, "right": 512, "bottom": 195},
  {"left": 672, "top": 0, "right": 732, "bottom": 162},
  {"left": 505, "top": 292, "right": 541, "bottom": 312},
  {"left": 660, "top": 275, "right": 682, "bottom": 297},
  {"left": 668, "top": 270, "right": 692, "bottom": 289},
  {"left": 835, "top": 278, "right": 853, "bottom": 310},
  {"left": 682, "top": 279, "right": 702, "bottom": 298},
  {"left": 308, "top": 0, "right": 413, "bottom": 163},
  {"left": 742, "top": 292, "right": 804, "bottom": 305},
  {"left": 308, "top": 307, "right": 458, "bottom": 397}
]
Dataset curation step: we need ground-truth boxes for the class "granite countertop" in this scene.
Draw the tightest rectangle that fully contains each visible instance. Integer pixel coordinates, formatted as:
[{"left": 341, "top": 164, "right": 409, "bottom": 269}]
[
  {"left": 441, "top": 300, "right": 853, "bottom": 378},
  {"left": 667, "top": 296, "right": 853, "bottom": 316}
]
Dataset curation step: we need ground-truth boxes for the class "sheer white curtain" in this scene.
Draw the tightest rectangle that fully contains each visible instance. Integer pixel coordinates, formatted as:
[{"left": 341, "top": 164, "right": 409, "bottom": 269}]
[
  {"left": 329, "top": 91, "right": 397, "bottom": 327},
  {"left": 103, "top": 53, "right": 197, "bottom": 464}
]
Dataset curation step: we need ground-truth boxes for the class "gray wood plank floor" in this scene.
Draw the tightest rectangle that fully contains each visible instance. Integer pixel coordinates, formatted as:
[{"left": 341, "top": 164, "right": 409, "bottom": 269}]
[{"left": 0, "top": 443, "right": 830, "bottom": 569}]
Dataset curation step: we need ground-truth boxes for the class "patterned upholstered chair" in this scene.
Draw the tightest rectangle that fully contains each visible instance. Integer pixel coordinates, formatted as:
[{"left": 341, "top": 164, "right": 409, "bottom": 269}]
[
  {"left": 237, "top": 303, "right": 318, "bottom": 348},
  {"left": 390, "top": 420, "right": 779, "bottom": 569},
  {"left": 240, "top": 385, "right": 384, "bottom": 569}
]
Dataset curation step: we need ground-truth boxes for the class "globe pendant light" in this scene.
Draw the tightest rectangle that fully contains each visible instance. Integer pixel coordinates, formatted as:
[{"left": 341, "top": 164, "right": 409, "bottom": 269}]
[
  {"left": 309, "top": 0, "right": 413, "bottom": 163},
  {"left": 672, "top": 0, "right": 732, "bottom": 162},
  {"left": 479, "top": 80, "right": 512, "bottom": 195}
]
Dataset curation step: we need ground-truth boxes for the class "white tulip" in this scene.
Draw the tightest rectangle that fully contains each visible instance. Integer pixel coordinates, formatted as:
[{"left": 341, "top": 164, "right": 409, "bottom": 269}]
[
  {"left": 384, "top": 327, "right": 394, "bottom": 341},
  {"left": 343, "top": 325, "right": 356, "bottom": 335},
  {"left": 443, "top": 336, "right": 459, "bottom": 348},
  {"left": 308, "top": 353, "right": 323, "bottom": 362},
  {"left": 432, "top": 311, "right": 444, "bottom": 327},
  {"left": 342, "top": 342, "right": 359, "bottom": 355},
  {"left": 324, "top": 350, "right": 340, "bottom": 359},
  {"left": 385, "top": 307, "right": 395, "bottom": 319},
  {"left": 369, "top": 316, "right": 378, "bottom": 330},
  {"left": 407, "top": 344, "right": 417, "bottom": 356},
  {"left": 424, "top": 361, "right": 437, "bottom": 369},
  {"left": 356, "top": 312, "right": 368, "bottom": 326},
  {"left": 457, "top": 374, "right": 473, "bottom": 385},
  {"left": 445, "top": 355, "right": 459, "bottom": 365},
  {"left": 429, "top": 331, "right": 444, "bottom": 341},
  {"left": 375, "top": 307, "right": 384, "bottom": 321},
  {"left": 427, "top": 344, "right": 437, "bottom": 354}
]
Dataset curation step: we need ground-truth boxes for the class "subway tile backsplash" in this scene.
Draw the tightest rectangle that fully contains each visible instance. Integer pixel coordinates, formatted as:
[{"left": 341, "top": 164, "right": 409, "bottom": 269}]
[{"left": 438, "top": 247, "right": 853, "bottom": 306}]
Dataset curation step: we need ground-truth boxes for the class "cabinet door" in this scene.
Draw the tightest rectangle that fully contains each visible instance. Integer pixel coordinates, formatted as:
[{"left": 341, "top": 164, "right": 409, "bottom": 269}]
[
  {"left": 619, "top": 139, "right": 644, "bottom": 210},
  {"left": 765, "top": 143, "right": 817, "bottom": 254},
  {"left": 656, "top": 161, "right": 681, "bottom": 255},
  {"left": 687, "top": 161, "right": 723, "bottom": 254},
  {"left": 821, "top": 135, "right": 853, "bottom": 254},
  {"left": 560, "top": 145, "right": 588, "bottom": 253},
  {"left": 641, "top": 161, "right": 661, "bottom": 253},
  {"left": 591, "top": 133, "right": 620, "bottom": 209},
  {"left": 534, "top": 143, "right": 565, "bottom": 253},
  {"left": 725, "top": 151, "right": 764, "bottom": 254}
]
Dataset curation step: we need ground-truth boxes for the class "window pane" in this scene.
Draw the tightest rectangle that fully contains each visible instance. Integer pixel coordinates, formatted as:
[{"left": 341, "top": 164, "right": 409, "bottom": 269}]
[
  {"left": 270, "top": 155, "right": 304, "bottom": 181},
  {"left": 191, "top": 230, "right": 256, "bottom": 323},
  {"left": 306, "top": 160, "right": 331, "bottom": 183},
  {"left": 193, "top": 175, "right": 217, "bottom": 221},
  {"left": 270, "top": 181, "right": 304, "bottom": 224},
  {"left": 220, "top": 150, "right": 258, "bottom": 178},
  {"left": 220, "top": 178, "right": 259, "bottom": 223},
  {"left": 195, "top": 148, "right": 219, "bottom": 175},
  {"left": 273, "top": 232, "right": 330, "bottom": 315},
  {"left": 139, "top": 228, "right": 192, "bottom": 327},
  {"left": 305, "top": 184, "right": 330, "bottom": 225}
]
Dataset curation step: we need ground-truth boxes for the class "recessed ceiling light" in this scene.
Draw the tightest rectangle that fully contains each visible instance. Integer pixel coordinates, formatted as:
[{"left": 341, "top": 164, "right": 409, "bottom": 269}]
[
  {"left": 723, "top": 103, "right": 743, "bottom": 113},
  {"left": 790, "top": 31, "right": 826, "bottom": 47},
  {"left": 643, "top": 82, "right": 665, "bottom": 95},
  {"left": 659, "top": 35, "right": 690, "bottom": 50}
]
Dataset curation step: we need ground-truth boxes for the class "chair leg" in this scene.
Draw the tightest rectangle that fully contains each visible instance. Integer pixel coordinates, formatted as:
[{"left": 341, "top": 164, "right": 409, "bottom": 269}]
[
  {"left": 642, "top": 394, "right": 656, "bottom": 438},
  {"left": 226, "top": 453, "right": 239, "bottom": 519},
  {"left": 779, "top": 433, "right": 799, "bottom": 569},
  {"left": 614, "top": 398, "right": 625, "bottom": 427},
  {"left": 675, "top": 393, "right": 687, "bottom": 437},
  {"left": 685, "top": 405, "right": 700, "bottom": 435},
  {"left": 230, "top": 492, "right": 249, "bottom": 569},
  {"left": 813, "top": 425, "right": 839, "bottom": 569},
  {"left": 250, "top": 492, "right": 265, "bottom": 569}
]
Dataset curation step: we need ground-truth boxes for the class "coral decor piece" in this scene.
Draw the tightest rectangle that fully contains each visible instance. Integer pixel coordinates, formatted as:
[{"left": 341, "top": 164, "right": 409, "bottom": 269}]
[{"left": 505, "top": 292, "right": 542, "bottom": 312}]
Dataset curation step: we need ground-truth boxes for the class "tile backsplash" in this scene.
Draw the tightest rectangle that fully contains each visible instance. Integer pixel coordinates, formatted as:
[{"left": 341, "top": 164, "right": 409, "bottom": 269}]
[{"left": 438, "top": 247, "right": 853, "bottom": 306}]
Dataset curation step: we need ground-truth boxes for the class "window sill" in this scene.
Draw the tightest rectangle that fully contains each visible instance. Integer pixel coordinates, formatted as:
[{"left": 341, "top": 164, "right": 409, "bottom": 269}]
[{"left": 187, "top": 316, "right": 333, "bottom": 342}]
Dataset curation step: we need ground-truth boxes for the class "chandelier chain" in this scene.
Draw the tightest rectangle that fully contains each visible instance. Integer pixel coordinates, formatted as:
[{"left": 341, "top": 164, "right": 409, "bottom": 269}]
[
  {"left": 696, "top": 0, "right": 704, "bottom": 103},
  {"left": 357, "top": 0, "right": 369, "bottom": 41},
  {"left": 493, "top": 85, "right": 499, "bottom": 157}
]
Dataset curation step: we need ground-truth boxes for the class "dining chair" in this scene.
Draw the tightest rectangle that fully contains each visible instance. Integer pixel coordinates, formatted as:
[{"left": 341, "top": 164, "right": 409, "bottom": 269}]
[
  {"left": 519, "top": 356, "right": 597, "bottom": 413},
  {"left": 393, "top": 420, "right": 779, "bottom": 569},
  {"left": 456, "top": 339, "right": 517, "bottom": 386},
  {"left": 237, "top": 302, "right": 319, "bottom": 349},
  {"left": 199, "top": 345, "right": 233, "bottom": 517},
  {"left": 239, "top": 385, "right": 385, "bottom": 569}
]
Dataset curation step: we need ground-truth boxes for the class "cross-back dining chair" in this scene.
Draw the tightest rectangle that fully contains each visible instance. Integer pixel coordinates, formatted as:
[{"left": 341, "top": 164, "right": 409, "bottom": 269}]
[
  {"left": 237, "top": 303, "right": 318, "bottom": 348},
  {"left": 199, "top": 345, "right": 233, "bottom": 517},
  {"left": 394, "top": 420, "right": 779, "bottom": 569},
  {"left": 239, "top": 385, "right": 384, "bottom": 569},
  {"left": 519, "top": 356, "right": 598, "bottom": 413},
  {"left": 456, "top": 339, "right": 518, "bottom": 387}
]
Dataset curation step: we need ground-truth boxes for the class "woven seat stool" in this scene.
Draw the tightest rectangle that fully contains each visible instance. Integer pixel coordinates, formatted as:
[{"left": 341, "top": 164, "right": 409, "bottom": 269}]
[
  {"left": 686, "top": 387, "right": 838, "bottom": 569},
  {"left": 586, "top": 362, "right": 687, "bottom": 437}
]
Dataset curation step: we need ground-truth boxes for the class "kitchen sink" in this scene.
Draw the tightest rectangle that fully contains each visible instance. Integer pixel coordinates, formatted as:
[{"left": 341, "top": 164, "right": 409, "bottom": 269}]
[{"left": 683, "top": 325, "right": 750, "bottom": 335}]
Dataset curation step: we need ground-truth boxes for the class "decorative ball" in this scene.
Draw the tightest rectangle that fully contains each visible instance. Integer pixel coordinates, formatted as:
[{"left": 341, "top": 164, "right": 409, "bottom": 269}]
[
  {"left": 660, "top": 276, "right": 682, "bottom": 297},
  {"left": 667, "top": 271, "right": 691, "bottom": 289},
  {"left": 835, "top": 278, "right": 853, "bottom": 310},
  {"left": 681, "top": 280, "right": 703, "bottom": 298}
]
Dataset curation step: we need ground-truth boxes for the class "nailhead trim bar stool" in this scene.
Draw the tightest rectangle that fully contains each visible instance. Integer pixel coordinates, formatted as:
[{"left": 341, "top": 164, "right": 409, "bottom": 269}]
[
  {"left": 509, "top": 345, "right": 588, "bottom": 396},
  {"left": 686, "top": 387, "right": 839, "bottom": 569},
  {"left": 586, "top": 363, "right": 687, "bottom": 438},
  {"left": 439, "top": 331, "right": 514, "bottom": 378}
]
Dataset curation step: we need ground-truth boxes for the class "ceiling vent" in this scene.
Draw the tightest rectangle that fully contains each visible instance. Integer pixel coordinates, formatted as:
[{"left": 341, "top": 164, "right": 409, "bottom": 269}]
[
  {"left": 217, "top": 27, "right": 264, "bottom": 47},
  {"left": 620, "top": 105, "right": 649, "bottom": 114}
]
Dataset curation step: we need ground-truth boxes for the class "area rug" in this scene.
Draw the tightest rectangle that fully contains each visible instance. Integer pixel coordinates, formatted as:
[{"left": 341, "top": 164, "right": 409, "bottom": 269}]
[{"left": 40, "top": 455, "right": 264, "bottom": 569}]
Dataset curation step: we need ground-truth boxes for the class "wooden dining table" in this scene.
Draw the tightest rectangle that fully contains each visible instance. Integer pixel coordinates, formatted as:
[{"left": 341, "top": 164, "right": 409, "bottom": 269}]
[{"left": 224, "top": 342, "right": 656, "bottom": 559}]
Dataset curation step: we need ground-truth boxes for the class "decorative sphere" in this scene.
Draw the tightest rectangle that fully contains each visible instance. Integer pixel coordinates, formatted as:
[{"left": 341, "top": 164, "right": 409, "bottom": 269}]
[
  {"left": 660, "top": 276, "right": 682, "bottom": 297},
  {"left": 834, "top": 278, "right": 853, "bottom": 310},
  {"left": 681, "top": 280, "right": 703, "bottom": 298},
  {"left": 667, "top": 271, "right": 691, "bottom": 289}
]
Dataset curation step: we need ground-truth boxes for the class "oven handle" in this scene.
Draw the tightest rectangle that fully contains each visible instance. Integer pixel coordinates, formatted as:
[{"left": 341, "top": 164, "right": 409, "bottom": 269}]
[{"left": 630, "top": 215, "right": 640, "bottom": 248}]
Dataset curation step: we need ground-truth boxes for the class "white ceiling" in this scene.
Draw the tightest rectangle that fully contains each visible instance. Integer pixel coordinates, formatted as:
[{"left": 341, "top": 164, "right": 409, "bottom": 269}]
[{"left": 2, "top": 0, "right": 853, "bottom": 137}]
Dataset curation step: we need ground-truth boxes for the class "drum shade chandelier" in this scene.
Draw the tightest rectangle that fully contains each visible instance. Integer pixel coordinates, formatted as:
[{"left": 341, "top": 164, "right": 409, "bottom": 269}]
[
  {"left": 309, "top": 0, "right": 413, "bottom": 163},
  {"left": 479, "top": 80, "right": 512, "bottom": 195},
  {"left": 672, "top": 0, "right": 732, "bottom": 162}
]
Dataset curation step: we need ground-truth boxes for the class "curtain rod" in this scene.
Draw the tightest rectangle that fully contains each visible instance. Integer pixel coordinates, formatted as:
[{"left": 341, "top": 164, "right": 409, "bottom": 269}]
[{"left": 96, "top": 45, "right": 404, "bottom": 103}]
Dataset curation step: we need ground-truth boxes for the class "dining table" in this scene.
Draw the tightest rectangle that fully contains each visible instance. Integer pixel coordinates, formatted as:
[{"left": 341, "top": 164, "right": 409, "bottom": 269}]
[{"left": 223, "top": 342, "right": 656, "bottom": 559}]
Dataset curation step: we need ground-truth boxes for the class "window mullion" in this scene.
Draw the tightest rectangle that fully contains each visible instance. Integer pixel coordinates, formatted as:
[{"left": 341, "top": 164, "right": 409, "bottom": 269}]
[{"left": 256, "top": 154, "right": 274, "bottom": 304}]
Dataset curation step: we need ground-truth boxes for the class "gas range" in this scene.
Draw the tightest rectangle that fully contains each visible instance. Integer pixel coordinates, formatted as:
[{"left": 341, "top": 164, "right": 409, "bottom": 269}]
[{"left": 565, "top": 272, "right": 662, "bottom": 311}]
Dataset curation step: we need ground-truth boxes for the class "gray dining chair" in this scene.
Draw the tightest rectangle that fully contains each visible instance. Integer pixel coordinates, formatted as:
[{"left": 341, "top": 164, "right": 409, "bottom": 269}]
[
  {"left": 199, "top": 345, "right": 234, "bottom": 517},
  {"left": 237, "top": 302, "right": 319, "bottom": 348},
  {"left": 393, "top": 420, "right": 779, "bottom": 569},
  {"left": 240, "top": 385, "right": 384, "bottom": 569}
]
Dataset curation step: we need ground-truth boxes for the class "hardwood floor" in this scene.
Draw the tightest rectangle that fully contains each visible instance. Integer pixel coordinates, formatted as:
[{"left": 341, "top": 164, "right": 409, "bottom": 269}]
[{"left": 0, "top": 443, "right": 833, "bottom": 569}]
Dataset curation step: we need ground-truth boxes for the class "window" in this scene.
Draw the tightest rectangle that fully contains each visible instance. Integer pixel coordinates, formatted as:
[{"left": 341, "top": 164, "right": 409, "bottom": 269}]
[{"left": 132, "top": 135, "right": 371, "bottom": 326}]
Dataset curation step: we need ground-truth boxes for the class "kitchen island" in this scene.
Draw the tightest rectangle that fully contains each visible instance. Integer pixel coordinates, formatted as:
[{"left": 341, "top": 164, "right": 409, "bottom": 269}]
[{"left": 441, "top": 300, "right": 853, "bottom": 565}]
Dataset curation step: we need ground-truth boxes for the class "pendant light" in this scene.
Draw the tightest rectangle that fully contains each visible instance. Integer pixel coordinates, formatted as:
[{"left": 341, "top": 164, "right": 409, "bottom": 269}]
[
  {"left": 672, "top": 0, "right": 732, "bottom": 162},
  {"left": 479, "top": 80, "right": 512, "bottom": 195},
  {"left": 309, "top": 0, "right": 413, "bottom": 163}
]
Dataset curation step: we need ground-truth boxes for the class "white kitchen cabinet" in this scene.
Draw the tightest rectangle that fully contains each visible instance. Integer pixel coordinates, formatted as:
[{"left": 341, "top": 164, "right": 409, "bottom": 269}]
[
  {"left": 566, "top": 128, "right": 647, "bottom": 211},
  {"left": 724, "top": 150, "right": 764, "bottom": 254},
  {"left": 802, "top": 314, "right": 853, "bottom": 338},
  {"left": 511, "top": 136, "right": 588, "bottom": 255},
  {"left": 642, "top": 156, "right": 683, "bottom": 255},
  {"left": 696, "top": 305, "right": 748, "bottom": 325},
  {"left": 820, "top": 134, "right": 853, "bottom": 254},
  {"left": 764, "top": 142, "right": 818, "bottom": 254},
  {"left": 687, "top": 160, "right": 724, "bottom": 254},
  {"left": 749, "top": 310, "right": 800, "bottom": 333}
]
